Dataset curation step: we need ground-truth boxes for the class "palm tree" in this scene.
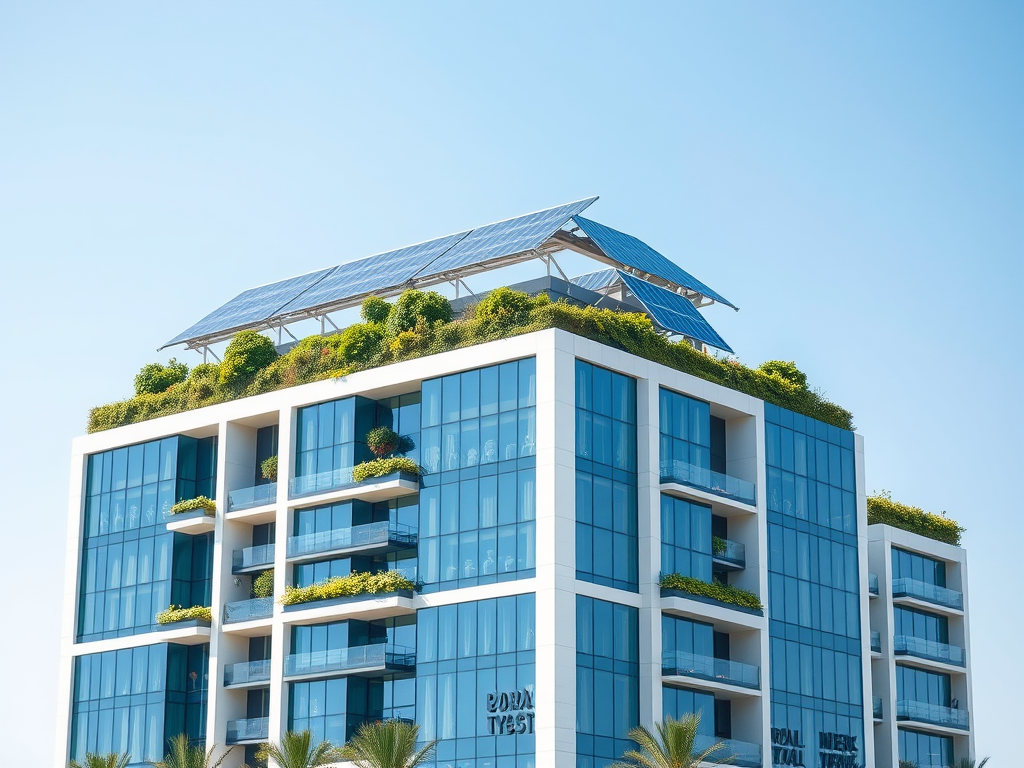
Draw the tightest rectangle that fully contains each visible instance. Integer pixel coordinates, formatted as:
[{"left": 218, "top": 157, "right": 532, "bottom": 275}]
[
  {"left": 148, "top": 734, "right": 232, "bottom": 768},
  {"left": 611, "top": 713, "right": 729, "bottom": 768},
  {"left": 70, "top": 753, "right": 131, "bottom": 768},
  {"left": 340, "top": 720, "right": 437, "bottom": 768},
  {"left": 948, "top": 759, "right": 991, "bottom": 768},
  {"left": 257, "top": 730, "right": 344, "bottom": 768}
]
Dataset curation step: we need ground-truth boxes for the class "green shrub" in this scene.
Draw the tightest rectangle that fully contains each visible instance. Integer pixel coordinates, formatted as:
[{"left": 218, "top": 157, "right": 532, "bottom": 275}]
[
  {"left": 337, "top": 322, "right": 385, "bottom": 366},
  {"left": 252, "top": 569, "right": 274, "bottom": 598},
  {"left": 757, "top": 360, "right": 808, "bottom": 389},
  {"left": 361, "top": 295, "right": 392, "bottom": 324},
  {"left": 280, "top": 570, "right": 416, "bottom": 606},
  {"left": 89, "top": 288, "right": 855, "bottom": 433},
  {"left": 366, "top": 426, "right": 400, "bottom": 457},
  {"left": 156, "top": 605, "right": 212, "bottom": 624},
  {"left": 660, "top": 573, "right": 763, "bottom": 611},
  {"left": 712, "top": 536, "right": 727, "bottom": 556},
  {"left": 352, "top": 456, "right": 420, "bottom": 482},
  {"left": 867, "top": 491, "right": 964, "bottom": 546},
  {"left": 385, "top": 290, "right": 452, "bottom": 335},
  {"left": 260, "top": 455, "right": 278, "bottom": 482},
  {"left": 134, "top": 358, "right": 189, "bottom": 395},
  {"left": 169, "top": 496, "right": 216, "bottom": 516},
  {"left": 220, "top": 330, "right": 279, "bottom": 385}
]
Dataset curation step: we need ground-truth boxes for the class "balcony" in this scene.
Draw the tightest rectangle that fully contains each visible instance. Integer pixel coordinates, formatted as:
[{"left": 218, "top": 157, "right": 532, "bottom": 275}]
[
  {"left": 695, "top": 734, "right": 761, "bottom": 767},
  {"left": 232, "top": 544, "right": 276, "bottom": 574},
  {"left": 892, "top": 578, "right": 963, "bottom": 611},
  {"left": 896, "top": 700, "right": 969, "bottom": 731},
  {"left": 287, "top": 521, "right": 417, "bottom": 563},
  {"left": 224, "top": 659, "right": 271, "bottom": 688},
  {"left": 226, "top": 716, "right": 269, "bottom": 744},
  {"left": 289, "top": 468, "right": 419, "bottom": 502},
  {"left": 712, "top": 538, "right": 745, "bottom": 571},
  {"left": 662, "top": 651, "right": 760, "bottom": 690},
  {"left": 894, "top": 635, "right": 966, "bottom": 667},
  {"left": 223, "top": 597, "right": 274, "bottom": 624},
  {"left": 873, "top": 696, "right": 883, "bottom": 721},
  {"left": 870, "top": 631, "right": 881, "bottom": 654},
  {"left": 660, "top": 459, "right": 756, "bottom": 507},
  {"left": 227, "top": 482, "right": 277, "bottom": 512},
  {"left": 868, "top": 573, "right": 879, "bottom": 597},
  {"left": 283, "top": 643, "right": 416, "bottom": 681}
]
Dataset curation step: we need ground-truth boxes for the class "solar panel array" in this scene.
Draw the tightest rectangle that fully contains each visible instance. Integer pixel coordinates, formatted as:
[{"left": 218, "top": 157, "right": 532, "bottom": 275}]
[
  {"left": 162, "top": 198, "right": 598, "bottom": 349},
  {"left": 570, "top": 216, "right": 736, "bottom": 309},
  {"left": 616, "top": 271, "right": 733, "bottom": 352},
  {"left": 570, "top": 268, "right": 620, "bottom": 293}
]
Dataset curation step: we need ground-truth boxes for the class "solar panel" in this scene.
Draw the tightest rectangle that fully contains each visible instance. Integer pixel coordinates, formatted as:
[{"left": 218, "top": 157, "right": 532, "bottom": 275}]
[
  {"left": 413, "top": 198, "right": 598, "bottom": 278},
  {"left": 571, "top": 216, "right": 736, "bottom": 309},
  {"left": 161, "top": 267, "right": 338, "bottom": 349},
  {"left": 273, "top": 231, "right": 472, "bottom": 318},
  {"left": 617, "top": 271, "right": 733, "bottom": 352},
  {"left": 571, "top": 269, "right": 619, "bottom": 292}
]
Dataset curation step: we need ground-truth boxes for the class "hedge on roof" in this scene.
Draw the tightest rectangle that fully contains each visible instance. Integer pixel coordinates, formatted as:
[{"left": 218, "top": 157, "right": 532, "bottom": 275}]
[
  {"left": 660, "top": 573, "right": 763, "bottom": 611},
  {"left": 867, "top": 491, "right": 964, "bottom": 546},
  {"left": 280, "top": 570, "right": 417, "bottom": 607},
  {"left": 89, "top": 289, "right": 854, "bottom": 432},
  {"left": 156, "top": 605, "right": 212, "bottom": 624}
]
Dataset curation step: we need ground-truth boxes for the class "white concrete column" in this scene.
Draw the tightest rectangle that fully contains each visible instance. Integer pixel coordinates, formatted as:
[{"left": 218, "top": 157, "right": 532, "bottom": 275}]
[
  {"left": 533, "top": 331, "right": 577, "bottom": 767},
  {"left": 636, "top": 376, "right": 663, "bottom": 727},
  {"left": 268, "top": 404, "right": 294, "bottom": 746}
]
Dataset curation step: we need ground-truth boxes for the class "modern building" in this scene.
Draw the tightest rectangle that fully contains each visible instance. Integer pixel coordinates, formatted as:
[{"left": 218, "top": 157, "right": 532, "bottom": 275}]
[{"left": 56, "top": 199, "right": 975, "bottom": 768}]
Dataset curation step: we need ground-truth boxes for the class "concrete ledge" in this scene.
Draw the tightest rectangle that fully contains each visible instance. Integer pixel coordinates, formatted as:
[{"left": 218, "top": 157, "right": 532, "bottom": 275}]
[{"left": 166, "top": 510, "right": 216, "bottom": 534}]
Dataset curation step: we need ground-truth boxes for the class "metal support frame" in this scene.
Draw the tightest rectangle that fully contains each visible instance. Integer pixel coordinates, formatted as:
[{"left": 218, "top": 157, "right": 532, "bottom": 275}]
[{"left": 197, "top": 346, "right": 221, "bottom": 364}]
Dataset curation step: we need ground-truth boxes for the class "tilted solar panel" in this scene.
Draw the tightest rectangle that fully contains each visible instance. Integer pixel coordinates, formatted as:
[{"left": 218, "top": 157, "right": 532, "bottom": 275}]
[
  {"left": 571, "top": 216, "right": 736, "bottom": 309},
  {"left": 617, "top": 271, "right": 733, "bottom": 352},
  {"left": 161, "top": 267, "right": 339, "bottom": 349},
  {"left": 274, "top": 230, "right": 472, "bottom": 318},
  {"left": 413, "top": 198, "right": 598, "bottom": 278},
  {"left": 570, "top": 269, "right": 619, "bottom": 293}
]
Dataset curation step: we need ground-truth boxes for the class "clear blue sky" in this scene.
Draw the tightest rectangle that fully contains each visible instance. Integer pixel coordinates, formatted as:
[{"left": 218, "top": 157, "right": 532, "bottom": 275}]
[{"left": 1, "top": 2, "right": 1020, "bottom": 764}]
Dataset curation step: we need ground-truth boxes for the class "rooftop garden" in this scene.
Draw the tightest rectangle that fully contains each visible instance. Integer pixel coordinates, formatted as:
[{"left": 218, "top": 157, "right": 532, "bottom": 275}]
[
  {"left": 867, "top": 491, "right": 964, "bottom": 546},
  {"left": 89, "top": 287, "right": 854, "bottom": 433}
]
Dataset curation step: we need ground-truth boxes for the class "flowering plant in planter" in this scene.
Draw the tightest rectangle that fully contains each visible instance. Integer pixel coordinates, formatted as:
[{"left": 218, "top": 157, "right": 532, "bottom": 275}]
[{"left": 366, "top": 426, "right": 400, "bottom": 457}]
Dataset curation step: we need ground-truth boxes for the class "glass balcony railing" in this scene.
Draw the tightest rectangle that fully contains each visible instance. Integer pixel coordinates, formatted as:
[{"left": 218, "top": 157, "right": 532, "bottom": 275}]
[
  {"left": 896, "top": 700, "right": 969, "bottom": 730},
  {"left": 894, "top": 635, "right": 966, "bottom": 667},
  {"left": 284, "top": 644, "right": 416, "bottom": 679},
  {"left": 223, "top": 597, "right": 274, "bottom": 624},
  {"left": 694, "top": 734, "right": 761, "bottom": 767},
  {"left": 660, "top": 460, "right": 756, "bottom": 506},
  {"left": 662, "top": 651, "right": 760, "bottom": 689},
  {"left": 892, "top": 578, "right": 963, "bottom": 610},
  {"left": 226, "top": 716, "right": 269, "bottom": 743},
  {"left": 873, "top": 696, "right": 883, "bottom": 720},
  {"left": 290, "top": 467, "right": 419, "bottom": 499},
  {"left": 287, "top": 522, "right": 417, "bottom": 560},
  {"left": 224, "top": 659, "right": 271, "bottom": 687},
  {"left": 232, "top": 544, "right": 275, "bottom": 573},
  {"left": 227, "top": 483, "right": 277, "bottom": 511},
  {"left": 712, "top": 538, "right": 745, "bottom": 569},
  {"left": 870, "top": 630, "right": 881, "bottom": 653},
  {"left": 868, "top": 573, "right": 879, "bottom": 596}
]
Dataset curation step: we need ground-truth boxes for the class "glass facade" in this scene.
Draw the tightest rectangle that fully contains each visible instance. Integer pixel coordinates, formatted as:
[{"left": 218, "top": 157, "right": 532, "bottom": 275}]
[
  {"left": 892, "top": 547, "right": 946, "bottom": 587},
  {"left": 420, "top": 360, "right": 536, "bottom": 593},
  {"left": 576, "top": 595, "right": 639, "bottom": 768},
  {"left": 662, "top": 685, "right": 716, "bottom": 735},
  {"left": 575, "top": 361, "right": 637, "bottom": 592},
  {"left": 896, "top": 666, "right": 952, "bottom": 709},
  {"left": 894, "top": 606, "right": 948, "bottom": 644},
  {"left": 764, "top": 404, "right": 864, "bottom": 766},
  {"left": 70, "top": 643, "right": 209, "bottom": 765},
  {"left": 659, "top": 388, "right": 713, "bottom": 471},
  {"left": 78, "top": 436, "right": 217, "bottom": 641},
  {"left": 898, "top": 729, "right": 953, "bottom": 768},
  {"left": 660, "top": 495, "right": 712, "bottom": 582}
]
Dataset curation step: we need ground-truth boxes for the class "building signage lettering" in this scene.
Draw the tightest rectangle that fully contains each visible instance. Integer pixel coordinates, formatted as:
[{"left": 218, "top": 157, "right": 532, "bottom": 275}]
[
  {"left": 771, "top": 728, "right": 805, "bottom": 767},
  {"left": 817, "top": 732, "right": 858, "bottom": 768},
  {"left": 485, "top": 688, "right": 535, "bottom": 735}
]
